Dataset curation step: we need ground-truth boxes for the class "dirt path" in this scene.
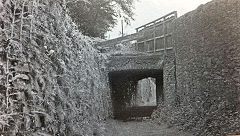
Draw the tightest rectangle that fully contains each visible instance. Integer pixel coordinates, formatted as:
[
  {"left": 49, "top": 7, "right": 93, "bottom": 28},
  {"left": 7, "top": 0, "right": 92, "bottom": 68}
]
[{"left": 105, "top": 119, "right": 193, "bottom": 136}]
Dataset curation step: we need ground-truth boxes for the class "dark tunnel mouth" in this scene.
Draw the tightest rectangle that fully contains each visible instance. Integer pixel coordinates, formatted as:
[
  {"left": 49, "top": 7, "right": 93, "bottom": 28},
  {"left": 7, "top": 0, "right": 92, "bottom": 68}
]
[{"left": 108, "top": 69, "right": 163, "bottom": 120}]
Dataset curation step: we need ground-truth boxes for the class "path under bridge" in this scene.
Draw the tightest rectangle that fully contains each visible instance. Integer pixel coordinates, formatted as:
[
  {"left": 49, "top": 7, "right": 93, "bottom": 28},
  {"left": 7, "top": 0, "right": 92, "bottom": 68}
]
[
  {"left": 96, "top": 11, "right": 193, "bottom": 136},
  {"left": 97, "top": 11, "right": 178, "bottom": 120}
]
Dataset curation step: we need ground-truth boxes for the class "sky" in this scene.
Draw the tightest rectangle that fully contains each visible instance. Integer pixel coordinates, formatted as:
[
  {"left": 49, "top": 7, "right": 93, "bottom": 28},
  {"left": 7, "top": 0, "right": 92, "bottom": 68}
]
[{"left": 107, "top": 0, "right": 212, "bottom": 39}]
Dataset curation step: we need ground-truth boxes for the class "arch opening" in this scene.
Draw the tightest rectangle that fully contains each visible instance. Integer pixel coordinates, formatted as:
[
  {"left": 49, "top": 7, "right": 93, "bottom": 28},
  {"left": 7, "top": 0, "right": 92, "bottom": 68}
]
[{"left": 108, "top": 69, "right": 163, "bottom": 120}]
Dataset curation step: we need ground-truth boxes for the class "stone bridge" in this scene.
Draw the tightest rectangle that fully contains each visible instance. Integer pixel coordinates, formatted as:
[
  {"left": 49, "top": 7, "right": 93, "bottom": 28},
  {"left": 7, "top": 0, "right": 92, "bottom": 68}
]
[
  {"left": 106, "top": 50, "right": 176, "bottom": 119},
  {"left": 107, "top": 52, "right": 168, "bottom": 119},
  {"left": 99, "top": 11, "right": 178, "bottom": 120},
  {"left": 97, "top": 1, "right": 240, "bottom": 134}
]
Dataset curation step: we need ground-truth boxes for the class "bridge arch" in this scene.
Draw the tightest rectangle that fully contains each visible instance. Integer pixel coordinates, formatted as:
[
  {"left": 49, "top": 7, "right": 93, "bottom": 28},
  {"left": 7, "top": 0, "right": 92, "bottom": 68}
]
[{"left": 109, "top": 69, "right": 164, "bottom": 120}]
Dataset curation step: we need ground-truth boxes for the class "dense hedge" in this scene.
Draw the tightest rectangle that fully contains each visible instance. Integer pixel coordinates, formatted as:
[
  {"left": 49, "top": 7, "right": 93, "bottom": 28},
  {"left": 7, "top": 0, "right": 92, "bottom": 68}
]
[{"left": 0, "top": 0, "right": 111, "bottom": 135}]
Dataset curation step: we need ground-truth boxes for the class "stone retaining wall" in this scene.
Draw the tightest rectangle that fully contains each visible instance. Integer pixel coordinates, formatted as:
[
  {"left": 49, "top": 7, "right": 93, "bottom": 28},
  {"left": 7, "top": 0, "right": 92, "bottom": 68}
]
[
  {"left": 154, "top": 0, "right": 240, "bottom": 135},
  {"left": 0, "top": 0, "right": 112, "bottom": 135}
]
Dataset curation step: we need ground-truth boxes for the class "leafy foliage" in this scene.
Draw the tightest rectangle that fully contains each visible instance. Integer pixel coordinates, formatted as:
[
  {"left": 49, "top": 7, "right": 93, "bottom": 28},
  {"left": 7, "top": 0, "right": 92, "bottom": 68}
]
[
  {"left": 66, "top": 0, "right": 135, "bottom": 38},
  {"left": 0, "top": 0, "right": 111, "bottom": 135}
]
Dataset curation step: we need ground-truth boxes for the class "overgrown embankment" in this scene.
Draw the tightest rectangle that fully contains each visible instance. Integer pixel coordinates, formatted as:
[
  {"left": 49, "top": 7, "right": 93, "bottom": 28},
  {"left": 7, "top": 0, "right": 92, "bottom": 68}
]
[
  {"left": 0, "top": 0, "right": 111, "bottom": 135},
  {"left": 153, "top": 0, "right": 240, "bottom": 135}
]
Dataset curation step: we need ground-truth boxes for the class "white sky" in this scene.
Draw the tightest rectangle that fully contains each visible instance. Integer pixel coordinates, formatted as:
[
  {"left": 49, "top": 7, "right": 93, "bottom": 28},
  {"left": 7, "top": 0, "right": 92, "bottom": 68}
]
[{"left": 107, "top": 0, "right": 212, "bottom": 39}]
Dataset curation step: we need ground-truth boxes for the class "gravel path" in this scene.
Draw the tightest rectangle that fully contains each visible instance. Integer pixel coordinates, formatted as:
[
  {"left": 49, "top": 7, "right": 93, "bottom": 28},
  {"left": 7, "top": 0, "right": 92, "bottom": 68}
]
[{"left": 105, "top": 119, "right": 193, "bottom": 136}]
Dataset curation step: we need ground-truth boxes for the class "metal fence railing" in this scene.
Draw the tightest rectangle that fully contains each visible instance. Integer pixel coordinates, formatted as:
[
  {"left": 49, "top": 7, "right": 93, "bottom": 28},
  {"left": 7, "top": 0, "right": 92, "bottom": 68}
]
[{"left": 135, "top": 11, "right": 177, "bottom": 53}]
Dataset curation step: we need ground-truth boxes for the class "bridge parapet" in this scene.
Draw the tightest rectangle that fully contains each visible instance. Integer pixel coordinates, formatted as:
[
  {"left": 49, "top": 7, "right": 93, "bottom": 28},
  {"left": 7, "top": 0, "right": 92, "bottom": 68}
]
[
  {"left": 136, "top": 11, "right": 177, "bottom": 53},
  {"left": 96, "top": 11, "right": 177, "bottom": 54}
]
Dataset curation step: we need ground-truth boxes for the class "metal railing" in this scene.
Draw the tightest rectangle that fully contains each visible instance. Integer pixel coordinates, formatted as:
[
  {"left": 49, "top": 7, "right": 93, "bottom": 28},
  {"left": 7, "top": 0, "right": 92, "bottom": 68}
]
[{"left": 135, "top": 11, "right": 177, "bottom": 53}]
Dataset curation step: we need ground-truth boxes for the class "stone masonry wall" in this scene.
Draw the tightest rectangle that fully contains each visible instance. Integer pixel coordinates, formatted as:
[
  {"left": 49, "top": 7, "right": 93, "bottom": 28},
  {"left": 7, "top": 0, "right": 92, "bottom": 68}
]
[
  {"left": 154, "top": 0, "right": 240, "bottom": 135},
  {"left": 0, "top": 0, "right": 111, "bottom": 135}
]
